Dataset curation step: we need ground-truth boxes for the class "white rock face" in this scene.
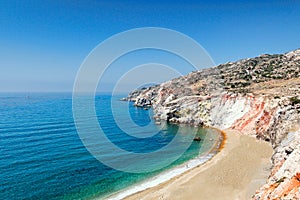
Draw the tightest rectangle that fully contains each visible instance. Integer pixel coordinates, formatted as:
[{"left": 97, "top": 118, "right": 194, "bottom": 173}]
[
  {"left": 209, "top": 95, "right": 251, "bottom": 129},
  {"left": 165, "top": 94, "right": 175, "bottom": 104},
  {"left": 253, "top": 129, "right": 300, "bottom": 200},
  {"left": 274, "top": 145, "right": 300, "bottom": 180}
]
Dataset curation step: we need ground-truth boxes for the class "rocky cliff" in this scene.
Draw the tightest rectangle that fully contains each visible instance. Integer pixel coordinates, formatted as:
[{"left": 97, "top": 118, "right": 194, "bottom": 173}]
[{"left": 124, "top": 49, "right": 300, "bottom": 199}]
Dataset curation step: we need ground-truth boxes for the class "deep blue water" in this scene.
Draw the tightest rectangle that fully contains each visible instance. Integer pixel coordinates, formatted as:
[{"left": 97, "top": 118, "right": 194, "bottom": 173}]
[{"left": 0, "top": 93, "right": 217, "bottom": 199}]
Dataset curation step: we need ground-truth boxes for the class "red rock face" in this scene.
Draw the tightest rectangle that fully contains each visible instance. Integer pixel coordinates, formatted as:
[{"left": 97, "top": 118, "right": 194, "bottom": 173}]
[
  {"left": 227, "top": 96, "right": 300, "bottom": 200},
  {"left": 253, "top": 130, "right": 300, "bottom": 200},
  {"left": 277, "top": 173, "right": 300, "bottom": 198},
  {"left": 270, "top": 160, "right": 285, "bottom": 177},
  {"left": 231, "top": 98, "right": 265, "bottom": 133},
  {"left": 256, "top": 172, "right": 300, "bottom": 200},
  {"left": 256, "top": 110, "right": 271, "bottom": 133}
]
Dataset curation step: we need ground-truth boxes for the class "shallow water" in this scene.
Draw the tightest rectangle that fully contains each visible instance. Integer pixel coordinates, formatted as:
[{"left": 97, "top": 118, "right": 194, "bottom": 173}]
[{"left": 0, "top": 93, "right": 218, "bottom": 199}]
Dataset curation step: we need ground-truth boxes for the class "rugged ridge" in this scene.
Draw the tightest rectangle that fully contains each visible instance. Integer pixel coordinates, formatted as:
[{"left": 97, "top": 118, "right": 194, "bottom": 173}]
[{"left": 124, "top": 49, "right": 300, "bottom": 199}]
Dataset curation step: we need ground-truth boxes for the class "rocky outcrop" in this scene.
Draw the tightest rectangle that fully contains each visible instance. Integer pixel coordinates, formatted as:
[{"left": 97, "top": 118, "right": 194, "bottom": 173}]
[
  {"left": 124, "top": 49, "right": 300, "bottom": 199},
  {"left": 253, "top": 129, "right": 300, "bottom": 199}
]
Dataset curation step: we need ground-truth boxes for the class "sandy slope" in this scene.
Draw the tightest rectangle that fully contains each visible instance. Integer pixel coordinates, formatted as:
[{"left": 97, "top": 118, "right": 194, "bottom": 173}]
[{"left": 125, "top": 129, "right": 273, "bottom": 200}]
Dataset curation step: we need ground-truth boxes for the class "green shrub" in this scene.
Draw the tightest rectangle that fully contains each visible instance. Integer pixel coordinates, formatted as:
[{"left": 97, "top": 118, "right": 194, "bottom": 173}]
[{"left": 290, "top": 96, "right": 300, "bottom": 105}]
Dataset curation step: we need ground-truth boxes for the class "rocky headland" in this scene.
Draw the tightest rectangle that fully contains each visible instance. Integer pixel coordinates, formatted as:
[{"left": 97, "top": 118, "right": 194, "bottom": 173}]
[{"left": 124, "top": 49, "right": 300, "bottom": 199}]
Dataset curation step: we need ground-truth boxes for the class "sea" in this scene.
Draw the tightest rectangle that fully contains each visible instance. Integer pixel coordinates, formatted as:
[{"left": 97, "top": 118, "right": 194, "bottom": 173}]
[{"left": 0, "top": 93, "right": 220, "bottom": 200}]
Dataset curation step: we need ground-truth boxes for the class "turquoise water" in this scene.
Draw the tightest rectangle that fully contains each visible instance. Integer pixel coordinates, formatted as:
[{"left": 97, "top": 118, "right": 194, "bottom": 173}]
[{"left": 0, "top": 93, "right": 218, "bottom": 199}]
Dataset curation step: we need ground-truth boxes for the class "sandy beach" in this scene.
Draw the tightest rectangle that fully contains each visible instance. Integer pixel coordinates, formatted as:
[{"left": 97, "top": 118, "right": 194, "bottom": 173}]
[{"left": 125, "top": 129, "right": 273, "bottom": 200}]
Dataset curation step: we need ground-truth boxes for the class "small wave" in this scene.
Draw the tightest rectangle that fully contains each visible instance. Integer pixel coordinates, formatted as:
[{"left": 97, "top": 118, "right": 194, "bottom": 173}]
[{"left": 105, "top": 129, "right": 223, "bottom": 200}]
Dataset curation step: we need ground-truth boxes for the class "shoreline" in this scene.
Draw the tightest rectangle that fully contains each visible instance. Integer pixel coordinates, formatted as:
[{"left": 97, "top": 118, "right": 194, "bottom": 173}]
[
  {"left": 104, "top": 128, "right": 225, "bottom": 200},
  {"left": 124, "top": 129, "right": 273, "bottom": 200}
]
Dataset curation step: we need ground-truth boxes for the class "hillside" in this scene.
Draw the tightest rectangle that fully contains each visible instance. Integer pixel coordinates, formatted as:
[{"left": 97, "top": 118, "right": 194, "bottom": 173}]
[{"left": 124, "top": 49, "right": 300, "bottom": 199}]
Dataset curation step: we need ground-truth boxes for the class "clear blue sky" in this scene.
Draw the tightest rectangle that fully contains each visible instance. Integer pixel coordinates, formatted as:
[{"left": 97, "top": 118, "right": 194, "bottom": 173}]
[{"left": 1, "top": 0, "right": 300, "bottom": 92}]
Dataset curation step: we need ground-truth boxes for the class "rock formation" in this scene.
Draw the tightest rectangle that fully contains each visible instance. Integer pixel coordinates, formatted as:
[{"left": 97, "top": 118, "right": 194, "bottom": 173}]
[{"left": 123, "top": 49, "right": 300, "bottom": 199}]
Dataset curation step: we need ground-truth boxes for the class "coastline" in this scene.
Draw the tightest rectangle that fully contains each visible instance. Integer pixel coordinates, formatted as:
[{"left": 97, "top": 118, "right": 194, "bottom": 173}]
[
  {"left": 104, "top": 128, "right": 225, "bottom": 200},
  {"left": 115, "top": 50, "right": 300, "bottom": 199},
  {"left": 124, "top": 129, "right": 273, "bottom": 200}
]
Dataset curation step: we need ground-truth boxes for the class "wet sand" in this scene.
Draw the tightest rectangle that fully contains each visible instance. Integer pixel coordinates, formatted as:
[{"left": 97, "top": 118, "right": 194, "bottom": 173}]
[{"left": 125, "top": 129, "right": 273, "bottom": 200}]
